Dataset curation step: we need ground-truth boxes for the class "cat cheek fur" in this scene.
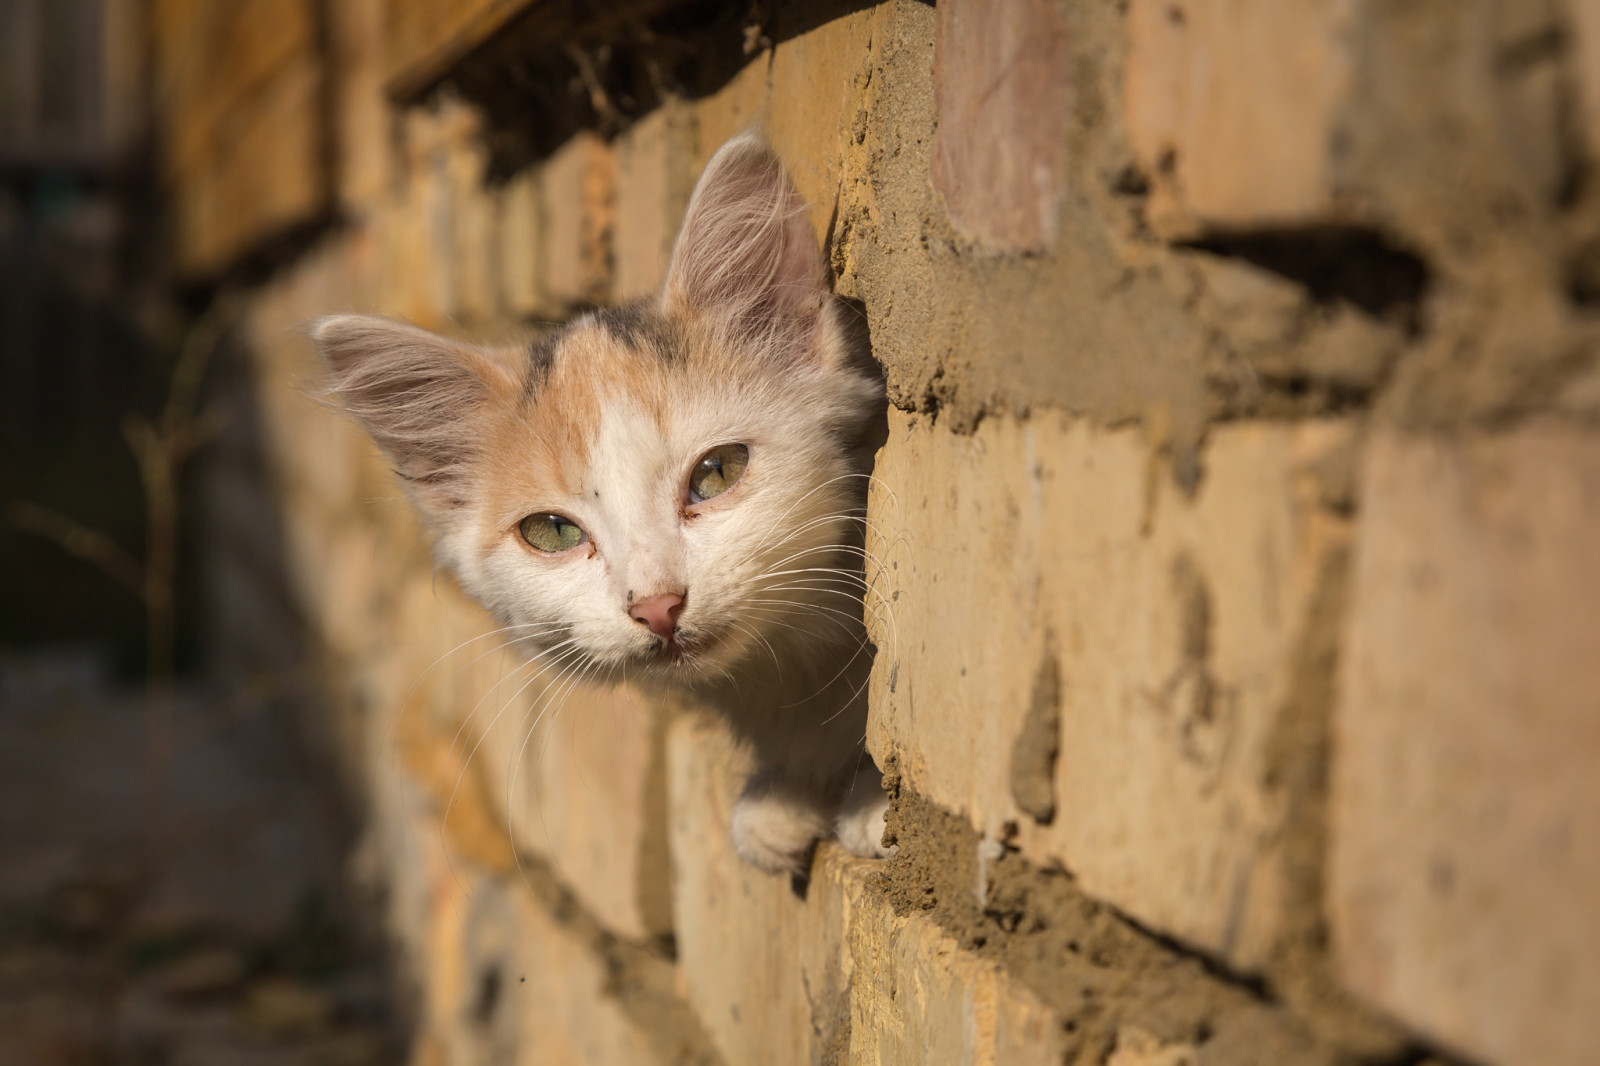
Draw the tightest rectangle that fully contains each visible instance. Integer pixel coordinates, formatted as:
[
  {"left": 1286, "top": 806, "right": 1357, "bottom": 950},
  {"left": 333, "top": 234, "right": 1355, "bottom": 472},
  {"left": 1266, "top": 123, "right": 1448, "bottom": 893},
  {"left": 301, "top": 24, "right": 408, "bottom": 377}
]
[{"left": 313, "top": 132, "right": 890, "bottom": 875}]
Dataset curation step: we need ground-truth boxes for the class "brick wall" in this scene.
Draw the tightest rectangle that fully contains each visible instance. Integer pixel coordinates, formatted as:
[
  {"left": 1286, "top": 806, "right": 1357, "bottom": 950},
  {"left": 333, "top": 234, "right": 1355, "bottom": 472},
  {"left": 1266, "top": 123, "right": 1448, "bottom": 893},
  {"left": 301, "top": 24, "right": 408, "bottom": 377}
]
[{"left": 176, "top": 2, "right": 1600, "bottom": 1063}]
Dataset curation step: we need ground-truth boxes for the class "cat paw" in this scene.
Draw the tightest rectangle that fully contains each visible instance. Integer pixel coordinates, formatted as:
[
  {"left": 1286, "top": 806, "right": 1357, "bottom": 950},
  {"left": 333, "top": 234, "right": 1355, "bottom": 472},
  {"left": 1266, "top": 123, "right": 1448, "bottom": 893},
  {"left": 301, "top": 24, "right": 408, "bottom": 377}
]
[
  {"left": 834, "top": 775, "right": 896, "bottom": 859},
  {"left": 730, "top": 792, "right": 830, "bottom": 875}
]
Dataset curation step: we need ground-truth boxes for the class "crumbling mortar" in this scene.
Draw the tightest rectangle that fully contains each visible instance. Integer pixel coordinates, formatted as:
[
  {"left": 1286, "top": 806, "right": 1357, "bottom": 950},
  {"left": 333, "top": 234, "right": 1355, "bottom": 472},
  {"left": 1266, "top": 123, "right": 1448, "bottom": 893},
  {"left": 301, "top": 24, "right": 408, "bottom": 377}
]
[{"left": 876, "top": 758, "right": 1400, "bottom": 1066}]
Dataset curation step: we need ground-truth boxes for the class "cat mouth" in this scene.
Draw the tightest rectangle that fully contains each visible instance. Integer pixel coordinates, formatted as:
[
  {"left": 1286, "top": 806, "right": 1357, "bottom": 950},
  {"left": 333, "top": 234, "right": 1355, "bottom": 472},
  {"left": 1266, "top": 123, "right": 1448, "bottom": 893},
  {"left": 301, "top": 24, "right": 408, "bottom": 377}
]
[{"left": 642, "top": 628, "right": 720, "bottom": 667}]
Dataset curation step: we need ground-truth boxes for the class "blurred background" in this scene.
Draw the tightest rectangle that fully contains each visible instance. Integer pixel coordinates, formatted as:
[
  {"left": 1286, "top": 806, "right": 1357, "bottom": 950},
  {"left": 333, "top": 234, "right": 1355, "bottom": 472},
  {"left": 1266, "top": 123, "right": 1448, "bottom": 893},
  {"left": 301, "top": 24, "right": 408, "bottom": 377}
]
[{"left": 3, "top": 2, "right": 1599, "bottom": 1065}]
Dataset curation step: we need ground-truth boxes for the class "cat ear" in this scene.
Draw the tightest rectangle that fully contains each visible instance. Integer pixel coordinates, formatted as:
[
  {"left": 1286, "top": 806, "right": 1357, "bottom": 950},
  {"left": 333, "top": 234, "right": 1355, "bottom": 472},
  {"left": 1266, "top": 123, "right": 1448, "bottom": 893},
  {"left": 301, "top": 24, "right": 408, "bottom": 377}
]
[
  {"left": 661, "top": 133, "right": 827, "bottom": 346},
  {"left": 311, "top": 315, "right": 514, "bottom": 512}
]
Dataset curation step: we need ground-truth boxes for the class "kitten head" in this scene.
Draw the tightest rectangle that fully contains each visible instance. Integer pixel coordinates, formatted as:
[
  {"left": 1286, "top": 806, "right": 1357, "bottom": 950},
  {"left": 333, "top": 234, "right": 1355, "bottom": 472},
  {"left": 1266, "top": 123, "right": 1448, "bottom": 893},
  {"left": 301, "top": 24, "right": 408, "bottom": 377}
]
[{"left": 313, "top": 133, "right": 883, "bottom": 684}]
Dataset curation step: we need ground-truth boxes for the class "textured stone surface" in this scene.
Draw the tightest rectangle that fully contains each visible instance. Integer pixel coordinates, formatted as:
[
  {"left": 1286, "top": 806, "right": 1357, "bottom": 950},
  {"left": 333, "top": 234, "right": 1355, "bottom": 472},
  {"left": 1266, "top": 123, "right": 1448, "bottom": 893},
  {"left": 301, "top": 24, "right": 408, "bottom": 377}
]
[
  {"left": 498, "top": 168, "right": 546, "bottom": 316},
  {"left": 1575, "top": 0, "right": 1600, "bottom": 155},
  {"left": 1125, "top": 0, "right": 1355, "bottom": 236},
  {"left": 614, "top": 105, "right": 692, "bottom": 302},
  {"left": 930, "top": 0, "right": 1070, "bottom": 250},
  {"left": 542, "top": 131, "right": 615, "bottom": 308},
  {"left": 508, "top": 881, "right": 667, "bottom": 1066},
  {"left": 766, "top": 7, "right": 881, "bottom": 238},
  {"left": 667, "top": 714, "right": 864, "bottom": 1066},
  {"left": 866, "top": 410, "right": 1353, "bottom": 971},
  {"left": 1332, "top": 423, "right": 1600, "bottom": 1066},
  {"left": 848, "top": 889, "right": 1069, "bottom": 1066},
  {"left": 162, "top": 2, "right": 1600, "bottom": 1063},
  {"left": 479, "top": 679, "right": 674, "bottom": 942}
]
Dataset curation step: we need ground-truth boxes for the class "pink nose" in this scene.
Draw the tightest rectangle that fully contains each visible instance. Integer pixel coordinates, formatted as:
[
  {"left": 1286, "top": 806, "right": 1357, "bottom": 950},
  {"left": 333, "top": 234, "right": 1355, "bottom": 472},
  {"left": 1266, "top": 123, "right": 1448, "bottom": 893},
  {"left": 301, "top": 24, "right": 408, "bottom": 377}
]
[{"left": 629, "top": 593, "right": 684, "bottom": 640}]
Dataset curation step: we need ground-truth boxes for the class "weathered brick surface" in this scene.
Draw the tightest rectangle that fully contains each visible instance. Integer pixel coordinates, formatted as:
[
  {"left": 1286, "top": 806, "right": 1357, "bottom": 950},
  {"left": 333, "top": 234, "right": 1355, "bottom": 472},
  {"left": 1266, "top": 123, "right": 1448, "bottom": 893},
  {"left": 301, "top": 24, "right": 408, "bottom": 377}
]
[
  {"left": 668, "top": 714, "right": 863, "bottom": 1066},
  {"left": 614, "top": 106, "right": 692, "bottom": 302},
  {"left": 505, "top": 881, "right": 669, "bottom": 1065},
  {"left": 930, "top": 0, "right": 1070, "bottom": 250},
  {"left": 478, "top": 681, "right": 674, "bottom": 942},
  {"left": 1575, "top": 0, "right": 1600, "bottom": 157},
  {"left": 329, "top": 0, "right": 390, "bottom": 210},
  {"left": 169, "top": 2, "right": 1600, "bottom": 1064},
  {"left": 765, "top": 8, "right": 881, "bottom": 236},
  {"left": 1124, "top": 0, "right": 1355, "bottom": 236},
  {"left": 866, "top": 409, "right": 1353, "bottom": 972},
  {"left": 848, "top": 890, "right": 1069, "bottom": 1066},
  {"left": 1332, "top": 423, "right": 1600, "bottom": 1066},
  {"left": 669, "top": 713, "right": 1070, "bottom": 1066},
  {"left": 542, "top": 131, "right": 615, "bottom": 308},
  {"left": 497, "top": 169, "right": 547, "bottom": 316},
  {"left": 385, "top": 0, "right": 536, "bottom": 97}
]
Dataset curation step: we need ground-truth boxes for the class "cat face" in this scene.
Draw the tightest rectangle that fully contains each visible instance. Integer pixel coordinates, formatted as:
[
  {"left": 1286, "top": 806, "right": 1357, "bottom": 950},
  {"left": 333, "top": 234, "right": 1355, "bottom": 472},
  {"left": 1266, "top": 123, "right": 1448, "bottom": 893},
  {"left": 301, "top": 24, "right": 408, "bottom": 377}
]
[{"left": 314, "top": 134, "right": 882, "bottom": 685}]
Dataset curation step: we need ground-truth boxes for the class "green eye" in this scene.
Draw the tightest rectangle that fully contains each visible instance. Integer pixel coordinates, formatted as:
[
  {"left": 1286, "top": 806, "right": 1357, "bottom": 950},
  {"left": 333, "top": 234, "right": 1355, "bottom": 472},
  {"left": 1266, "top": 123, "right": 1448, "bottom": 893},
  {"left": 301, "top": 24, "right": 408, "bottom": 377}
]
[
  {"left": 519, "top": 513, "right": 586, "bottom": 553},
  {"left": 688, "top": 444, "right": 749, "bottom": 503}
]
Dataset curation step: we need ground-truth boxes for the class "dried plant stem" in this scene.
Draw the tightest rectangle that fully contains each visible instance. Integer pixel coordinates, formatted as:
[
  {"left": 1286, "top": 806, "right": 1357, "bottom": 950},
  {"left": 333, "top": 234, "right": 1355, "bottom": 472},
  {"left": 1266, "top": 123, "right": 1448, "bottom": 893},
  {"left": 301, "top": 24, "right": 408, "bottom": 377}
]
[{"left": 7, "top": 295, "right": 233, "bottom": 833}]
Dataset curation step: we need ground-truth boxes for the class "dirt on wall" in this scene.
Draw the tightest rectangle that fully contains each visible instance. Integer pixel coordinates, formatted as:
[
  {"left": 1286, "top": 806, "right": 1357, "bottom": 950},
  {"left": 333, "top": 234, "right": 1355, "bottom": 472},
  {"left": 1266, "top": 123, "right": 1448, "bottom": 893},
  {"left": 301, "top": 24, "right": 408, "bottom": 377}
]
[{"left": 875, "top": 781, "right": 1411, "bottom": 1066}]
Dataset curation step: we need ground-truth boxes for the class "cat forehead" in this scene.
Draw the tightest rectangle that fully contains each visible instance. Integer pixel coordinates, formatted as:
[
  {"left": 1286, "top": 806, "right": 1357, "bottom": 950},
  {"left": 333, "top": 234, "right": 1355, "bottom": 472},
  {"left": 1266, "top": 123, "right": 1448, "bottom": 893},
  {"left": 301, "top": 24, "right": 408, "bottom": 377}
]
[{"left": 482, "top": 308, "right": 764, "bottom": 497}]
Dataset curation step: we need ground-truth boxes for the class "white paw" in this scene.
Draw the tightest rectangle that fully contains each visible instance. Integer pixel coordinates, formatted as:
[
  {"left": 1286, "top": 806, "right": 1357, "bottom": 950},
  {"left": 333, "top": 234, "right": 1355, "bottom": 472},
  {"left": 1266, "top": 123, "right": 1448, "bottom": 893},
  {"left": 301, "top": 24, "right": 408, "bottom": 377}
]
[
  {"left": 834, "top": 775, "right": 896, "bottom": 859},
  {"left": 730, "top": 792, "right": 830, "bottom": 875}
]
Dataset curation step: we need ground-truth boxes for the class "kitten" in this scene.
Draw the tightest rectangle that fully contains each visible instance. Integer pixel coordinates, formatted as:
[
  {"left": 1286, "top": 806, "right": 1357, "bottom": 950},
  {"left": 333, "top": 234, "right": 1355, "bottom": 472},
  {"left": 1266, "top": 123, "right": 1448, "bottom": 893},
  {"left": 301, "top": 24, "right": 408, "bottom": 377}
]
[{"left": 313, "top": 133, "right": 891, "bottom": 874}]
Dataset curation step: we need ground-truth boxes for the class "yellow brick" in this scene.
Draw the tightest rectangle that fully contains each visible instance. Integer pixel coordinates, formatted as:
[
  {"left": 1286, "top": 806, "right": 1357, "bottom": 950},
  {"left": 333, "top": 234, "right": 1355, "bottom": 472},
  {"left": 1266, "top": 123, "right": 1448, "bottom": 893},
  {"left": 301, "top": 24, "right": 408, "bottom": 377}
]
[
  {"left": 866, "top": 410, "right": 1352, "bottom": 972},
  {"left": 498, "top": 168, "right": 547, "bottom": 316},
  {"left": 667, "top": 714, "right": 866, "bottom": 1066},
  {"left": 542, "top": 132, "right": 614, "bottom": 308},
  {"left": 1333, "top": 423, "right": 1600, "bottom": 1066},
  {"left": 613, "top": 105, "right": 692, "bottom": 302},
  {"left": 1125, "top": 0, "right": 1355, "bottom": 236},
  {"left": 766, "top": 8, "right": 881, "bottom": 239},
  {"left": 849, "top": 892, "right": 1068, "bottom": 1066}
]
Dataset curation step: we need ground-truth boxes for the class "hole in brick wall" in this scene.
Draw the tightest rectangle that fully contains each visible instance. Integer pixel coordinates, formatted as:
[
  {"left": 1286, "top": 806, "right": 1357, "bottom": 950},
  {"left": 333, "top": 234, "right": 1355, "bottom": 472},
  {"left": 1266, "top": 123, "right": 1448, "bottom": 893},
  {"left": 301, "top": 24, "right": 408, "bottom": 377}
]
[{"left": 1187, "top": 227, "right": 1431, "bottom": 332}]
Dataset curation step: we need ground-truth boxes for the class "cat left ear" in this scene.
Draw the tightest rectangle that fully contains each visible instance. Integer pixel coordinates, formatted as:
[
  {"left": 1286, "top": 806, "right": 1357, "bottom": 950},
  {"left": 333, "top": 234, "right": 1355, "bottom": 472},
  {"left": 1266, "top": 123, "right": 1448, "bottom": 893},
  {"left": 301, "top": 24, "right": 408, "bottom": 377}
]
[
  {"left": 661, "top": 133, "right": 827, "bottom": 351},
  {"left": 311, "top": 314, "right": 516, "bottom": 515}
]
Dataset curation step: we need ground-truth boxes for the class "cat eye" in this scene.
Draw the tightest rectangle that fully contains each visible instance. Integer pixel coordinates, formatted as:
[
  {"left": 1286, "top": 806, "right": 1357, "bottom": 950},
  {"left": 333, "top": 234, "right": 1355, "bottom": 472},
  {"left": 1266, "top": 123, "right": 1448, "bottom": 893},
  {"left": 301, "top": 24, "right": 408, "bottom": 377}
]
[
  {"left": 519, "top": 512, "right": 587, "bottom": 553},
  {"left": 688, "top": 444, "right": 749, "bottom": 504}
]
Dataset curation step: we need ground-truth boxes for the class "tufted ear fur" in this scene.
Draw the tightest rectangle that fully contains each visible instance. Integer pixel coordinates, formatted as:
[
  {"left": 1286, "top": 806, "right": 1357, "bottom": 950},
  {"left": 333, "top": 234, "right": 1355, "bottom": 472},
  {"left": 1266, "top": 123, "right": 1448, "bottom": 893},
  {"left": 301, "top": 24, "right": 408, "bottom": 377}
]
[
  {"left": 661, "top": 132, "right": 829, "bottom": 357},
  {"left": 311, "top": 314, "right": 515, "bottom": 514}
]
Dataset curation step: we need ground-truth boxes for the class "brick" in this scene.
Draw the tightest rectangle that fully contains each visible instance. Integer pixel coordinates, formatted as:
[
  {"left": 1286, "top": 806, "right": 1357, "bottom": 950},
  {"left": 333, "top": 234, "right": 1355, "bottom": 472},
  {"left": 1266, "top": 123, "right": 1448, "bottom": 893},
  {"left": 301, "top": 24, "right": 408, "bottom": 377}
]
[
  {"left": 1107, "top": 1028, "right": 1201, "bottom": 1066},
  {"left": 479, "top": 680, "right": 674, "bottom": 942},
  {"left": 865, "top": 410, "right": 1352, "bottom": 972},
  {"left": 1124, "top": 0, "right": 1355, "bottom": 237},
  {"left": 448, "top": 139, "right": 497, "bottom": 323},
  {"left": 498, "top": 168, "right": 547, "bottom": 316},
  {"left": 506, "top": 883, "right": 668, "bottom": 1066},
  {"left": 929, "top": 0, "right": 1070, "bottom": 251},
  {"left": 848, "top": 891, "right": 1069, "bottom": 1066},
  {"left": 378, "top": 570, "right": 671, "bottom": 942},
  {"left": 541, "top": 131, "right": 615, "bottom": 308},
  {"left": 394, "top": 844, "right": 664, "bottom": 1066},
  {"left": 766, "top": 8, "right": 881, "bottom": 239},
  {"left": 613, "top": 105, "right": 692, "bottom": 302},
  {"left": 329, "top": 0, "right": 391, "bottom": 210},
  {"left": 691, "top": 60, "right": 768, "bottom": 179},
  {"left": 1332, "top": 423, "right": 1600, "bottom": 1066},
  {"left": 1571, "top": 0, "right": 1600, "bottom": 158},
  {"left": 667, "top": 714, "right": 866, "bottom": 1066},
  {"left": 380, "top": 109, "right": 458, "bottom": 327}
]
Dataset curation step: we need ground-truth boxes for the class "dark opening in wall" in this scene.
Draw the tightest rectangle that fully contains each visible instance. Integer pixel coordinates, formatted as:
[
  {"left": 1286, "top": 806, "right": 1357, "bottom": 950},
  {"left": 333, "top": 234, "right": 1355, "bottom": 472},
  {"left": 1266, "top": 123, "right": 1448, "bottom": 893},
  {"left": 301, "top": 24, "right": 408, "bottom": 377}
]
[
  {"left": 1187, "top": 227, "right": 1431, "bottom": 333},
  {"left": 411, "top": 0, "right": 886, "bottom": 178}
]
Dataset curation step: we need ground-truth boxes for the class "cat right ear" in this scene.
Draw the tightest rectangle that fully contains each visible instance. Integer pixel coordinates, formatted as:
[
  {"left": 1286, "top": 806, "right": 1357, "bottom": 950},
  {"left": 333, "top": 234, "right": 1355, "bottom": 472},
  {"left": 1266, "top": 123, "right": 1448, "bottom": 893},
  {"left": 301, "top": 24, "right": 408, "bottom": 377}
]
[
  {"left": 311, "top": 315, "right": 513, "bottom": 512},
  {"left": 661, "top": 133, "right": 828, "bottom": 354}
]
